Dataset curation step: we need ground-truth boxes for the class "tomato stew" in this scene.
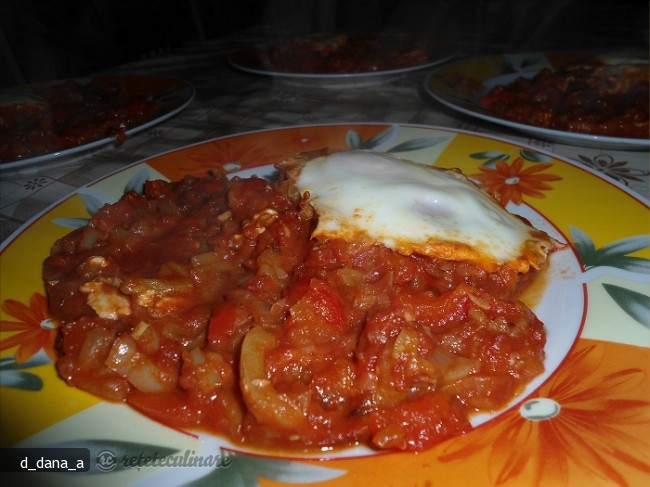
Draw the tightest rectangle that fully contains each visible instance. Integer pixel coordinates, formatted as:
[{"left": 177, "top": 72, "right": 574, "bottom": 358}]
[
  {"left": 259, "top": 34, "right": 429, "bottom": 74},
  {"left": 44, "top": 168, "right": 546, "bottom": 452},
  {"left": 479, "top": 62, "right": 649, "bottom": 138},
  {"left": 0, "top": 78, "right": 160, "bottom": 163}
]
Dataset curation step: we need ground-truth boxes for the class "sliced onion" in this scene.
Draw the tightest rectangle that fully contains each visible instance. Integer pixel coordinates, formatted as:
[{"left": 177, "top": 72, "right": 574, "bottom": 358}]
[{"left": 240, "top": 326, "right": 307, "bottom": 432}]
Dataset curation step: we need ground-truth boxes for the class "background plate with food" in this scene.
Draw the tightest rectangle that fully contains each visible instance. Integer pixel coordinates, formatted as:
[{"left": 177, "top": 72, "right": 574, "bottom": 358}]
[
  {"left": 229, "top": 34, "right": 458, "bottom": 87},
  {"left": 424, "top": 51, "right": 649, "bottom": 149},
  {"left": 0, "top": 75, "right": 195, "bottom": 170}
]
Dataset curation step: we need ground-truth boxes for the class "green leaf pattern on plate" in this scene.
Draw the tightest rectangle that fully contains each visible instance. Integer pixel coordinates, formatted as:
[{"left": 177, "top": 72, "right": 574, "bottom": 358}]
[
  {"left": 0, "top": 352, "right": 51, "bottom": 391},
  {"left": 51, "top": 216, "right": 90, "bottom": 229},
  {"left": 52, "top": 169, "right": 152, "bottom": 229},
  {"left": 79, "top": 192, "right": 108, "bottom": 216},
  {"left": 602, "top": 284, "right": 650, "bottom": 327},
  {"left": 124, "top": 168, "right": 150, "bottom": 195},
  {"left": 347, "top": 126, "right": 396, "bottom": 149},
  {"left": 470, "top": 148, "right": 551, "bottom": 168},
  {"left": 570, "top": 226, "right": 650, "bottom": 326},
  {"left": 346, "top": 127, "right": 448, "bottom": 153},
  {"left": 388, "top": 136, "right": 449, "bottom": 153}
]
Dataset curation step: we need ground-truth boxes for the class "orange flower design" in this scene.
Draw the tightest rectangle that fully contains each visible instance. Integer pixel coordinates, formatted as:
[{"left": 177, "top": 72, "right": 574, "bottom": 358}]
[
  {"left": 436, "top": 341, "right": 650, "bottom": 486},
  {"left": 472, "top": 157, "right": 562, "bottom": 206},
  {"left": 0, "top": 293, "right": 58, "bottom": 363}
]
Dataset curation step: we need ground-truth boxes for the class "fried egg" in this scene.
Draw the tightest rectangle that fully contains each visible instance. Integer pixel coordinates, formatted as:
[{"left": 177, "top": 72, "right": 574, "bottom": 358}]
[{"left": 295, "top": 150, "right": 559, "bottom": 272}]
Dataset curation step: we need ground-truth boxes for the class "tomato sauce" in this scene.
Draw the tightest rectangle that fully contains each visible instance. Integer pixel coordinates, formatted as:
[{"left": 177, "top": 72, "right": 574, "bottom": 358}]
[
  {"left": 0, "top": 78, "right": 160, "bottom": 163},
  {"left": 260, "top": 34, "right": 429, "bottom": 74},
  {"left": 44, "top": 170, "right": 546, "bottom": 453},
  {"left": 479, "top": 62, "right": 649, "bottom": 138}
]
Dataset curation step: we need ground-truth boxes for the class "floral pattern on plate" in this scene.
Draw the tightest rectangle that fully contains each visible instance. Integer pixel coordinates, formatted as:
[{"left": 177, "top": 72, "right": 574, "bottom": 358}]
[{"left": 1, "top": 124, "right": 648, "bottom": 487}]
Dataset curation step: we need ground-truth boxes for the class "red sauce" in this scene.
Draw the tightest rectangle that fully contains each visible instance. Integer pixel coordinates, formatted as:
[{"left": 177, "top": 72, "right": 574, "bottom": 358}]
[
  {"left": 479, "top": 62, "right": 649, "bottom": 138},
  {"left": 0, "top": 78, "right": 160, "bottom": 163},
  {"left": 44, "top": 170, "right": 546, "bottom": 453},
  {"left": 260, "top": 34, "right": 429, "bottom": 74}
]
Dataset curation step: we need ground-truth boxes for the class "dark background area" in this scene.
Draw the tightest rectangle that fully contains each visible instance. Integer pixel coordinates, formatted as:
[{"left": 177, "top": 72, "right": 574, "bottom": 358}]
[{"left": 1, "top": 0, "right": 648, "bottom": 88}]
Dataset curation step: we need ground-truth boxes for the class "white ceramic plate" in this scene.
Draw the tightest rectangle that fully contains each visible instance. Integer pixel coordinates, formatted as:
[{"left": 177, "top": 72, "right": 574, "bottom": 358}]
[
  {"left": 424, "top": 51, "right": 649, "bottom": 150},
  {"left": 0, "top": 75, "right": 195, "bottom": 171},
  {"left": 229, "top": 35, "right": 458, "bottom": 88},
  {"left": 2, "top": 123, "right": 649, "bottom": 487}
]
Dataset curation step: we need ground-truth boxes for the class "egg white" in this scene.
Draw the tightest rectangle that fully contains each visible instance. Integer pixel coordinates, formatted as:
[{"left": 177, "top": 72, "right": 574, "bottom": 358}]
[{"left": 295, "top": 150, "right": 550, "bottom": 271}]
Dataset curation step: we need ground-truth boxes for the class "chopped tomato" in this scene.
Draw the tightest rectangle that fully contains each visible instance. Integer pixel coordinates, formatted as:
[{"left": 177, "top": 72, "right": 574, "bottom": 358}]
[
  {"left": 207, "top": 302, "right": 251, "bottom": 342},
  {"left": 367, "top": 392, "right": 472, "bottom": 451},
  {"left": 287, "top": 278, "right": 347, "bottom": 332}
]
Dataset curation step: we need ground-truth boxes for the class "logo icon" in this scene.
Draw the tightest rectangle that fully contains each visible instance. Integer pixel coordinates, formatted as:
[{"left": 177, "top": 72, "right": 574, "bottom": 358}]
[{"left": 96, "top": 449, "right": 118, "bottom": 472}]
